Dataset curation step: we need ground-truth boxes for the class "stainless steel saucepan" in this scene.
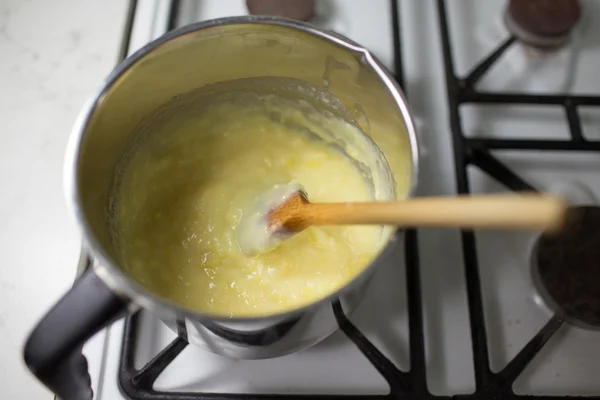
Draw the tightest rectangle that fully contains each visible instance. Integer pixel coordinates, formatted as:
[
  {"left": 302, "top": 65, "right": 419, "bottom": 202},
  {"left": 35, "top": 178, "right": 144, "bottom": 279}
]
[{"left": 23, "top": 16, "right": 418, "bottom": 400}]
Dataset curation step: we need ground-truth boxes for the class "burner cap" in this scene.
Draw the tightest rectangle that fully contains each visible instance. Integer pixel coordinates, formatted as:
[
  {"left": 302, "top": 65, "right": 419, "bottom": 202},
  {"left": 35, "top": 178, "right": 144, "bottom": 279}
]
[
  {"left": 533, "top": 206, "right": 600, "bottom": 328},
  {"left": 246, "top": 0, "right": 316, "bottom": 21},
  {"left": 505, "top": 0, "right": 581, "bottom": 48}
]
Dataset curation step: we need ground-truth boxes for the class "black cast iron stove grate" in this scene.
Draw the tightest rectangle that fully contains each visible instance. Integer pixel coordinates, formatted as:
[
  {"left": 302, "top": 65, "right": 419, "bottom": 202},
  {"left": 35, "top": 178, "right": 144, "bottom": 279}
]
[{"left": 117, "top": 1, "right": 600, "bottom": 399}]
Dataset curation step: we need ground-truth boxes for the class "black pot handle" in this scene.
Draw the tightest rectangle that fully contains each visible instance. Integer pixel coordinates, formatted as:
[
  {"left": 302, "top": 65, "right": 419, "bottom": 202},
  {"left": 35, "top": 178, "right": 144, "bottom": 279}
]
[{"left": 23, "top": 268, "right": 128, "bottom": 400}]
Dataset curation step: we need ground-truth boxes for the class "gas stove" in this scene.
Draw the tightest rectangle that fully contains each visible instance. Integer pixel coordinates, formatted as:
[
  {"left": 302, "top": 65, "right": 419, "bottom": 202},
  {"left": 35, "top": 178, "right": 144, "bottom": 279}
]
[{"left": 79, "top": 1, "right": 600, "bottom": 399}]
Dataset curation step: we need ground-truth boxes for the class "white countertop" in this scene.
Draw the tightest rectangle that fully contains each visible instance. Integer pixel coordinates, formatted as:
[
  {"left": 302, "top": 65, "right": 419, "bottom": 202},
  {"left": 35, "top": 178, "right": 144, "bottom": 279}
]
[{"left": 0, "top": 0, "right": 127, "bottom": 397}]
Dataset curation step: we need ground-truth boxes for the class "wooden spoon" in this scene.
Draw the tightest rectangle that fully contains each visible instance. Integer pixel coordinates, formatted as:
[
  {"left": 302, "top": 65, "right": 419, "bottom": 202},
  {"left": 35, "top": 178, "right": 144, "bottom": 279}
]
[
  {"left": 269, "top": 192, "right": 566, "bottom": 234},
  {"left": 236, "top": 190, "right": 565, "bottom": 255}
]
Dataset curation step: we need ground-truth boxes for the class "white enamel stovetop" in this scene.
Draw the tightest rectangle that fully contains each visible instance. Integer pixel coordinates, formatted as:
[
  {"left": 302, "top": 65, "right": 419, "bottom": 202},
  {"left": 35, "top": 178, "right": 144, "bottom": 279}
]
[{"left": 81, "top": 1, "right": 600, "bottom": 399}]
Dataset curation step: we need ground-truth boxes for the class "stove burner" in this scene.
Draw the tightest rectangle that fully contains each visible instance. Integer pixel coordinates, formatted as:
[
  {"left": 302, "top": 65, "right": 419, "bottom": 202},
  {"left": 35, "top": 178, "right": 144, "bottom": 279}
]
[
  {"left": 505, "top": 0, "right": 581, "bottom": 48},
  {"left": 246, "top": 0, "right": 315, "bottom": 21},
  {"left": 532, "top": 206, "right": 600, "bottom": 329}
]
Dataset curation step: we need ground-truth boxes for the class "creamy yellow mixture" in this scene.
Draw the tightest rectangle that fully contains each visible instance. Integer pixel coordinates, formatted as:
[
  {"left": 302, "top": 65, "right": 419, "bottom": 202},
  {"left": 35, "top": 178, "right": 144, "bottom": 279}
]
[{"left": 112, "top": 89, "right": 395, "bottom": 317}]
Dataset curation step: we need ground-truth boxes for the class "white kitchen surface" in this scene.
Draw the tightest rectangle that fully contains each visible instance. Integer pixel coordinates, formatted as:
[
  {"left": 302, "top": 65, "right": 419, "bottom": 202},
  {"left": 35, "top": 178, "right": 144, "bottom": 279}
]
[
  {"left": 5, "top": 0, "right": 600, "bottom": 399},
  {"left": 0, "top": 0, "right": 127, "bottom": 398}
]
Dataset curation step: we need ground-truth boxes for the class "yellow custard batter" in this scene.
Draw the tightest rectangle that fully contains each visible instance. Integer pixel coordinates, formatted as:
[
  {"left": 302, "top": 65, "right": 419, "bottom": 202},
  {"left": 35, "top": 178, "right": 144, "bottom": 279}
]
[{"left": 112, "top": 85, "right": 397, "bottom": 317}]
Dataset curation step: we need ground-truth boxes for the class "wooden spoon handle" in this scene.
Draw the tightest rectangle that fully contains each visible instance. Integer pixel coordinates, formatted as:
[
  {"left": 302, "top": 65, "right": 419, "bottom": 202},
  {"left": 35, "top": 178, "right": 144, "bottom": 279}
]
[{"left": 301, "top": 194, "right": 565, "bottom": 230}]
